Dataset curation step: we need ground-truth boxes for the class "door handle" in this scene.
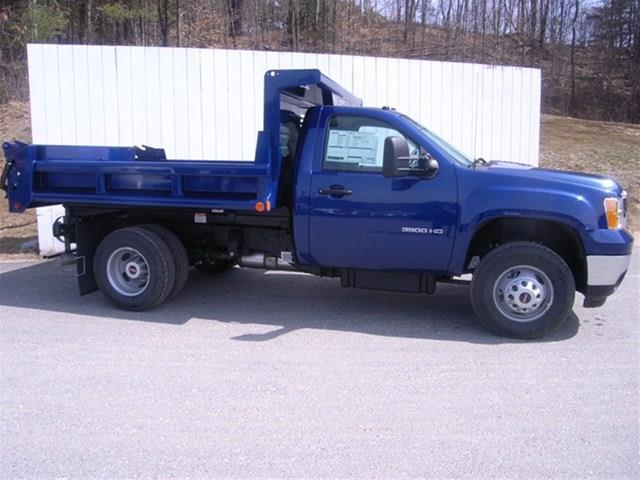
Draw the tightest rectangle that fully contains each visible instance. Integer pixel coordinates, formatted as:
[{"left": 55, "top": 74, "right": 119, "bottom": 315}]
[{"left": 318, "top": 185, "right": 353, "bottom": 197}]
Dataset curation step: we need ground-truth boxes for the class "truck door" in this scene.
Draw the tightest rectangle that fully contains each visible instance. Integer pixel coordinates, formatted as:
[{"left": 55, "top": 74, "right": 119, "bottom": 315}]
[{"left": 307, "top": 112, "right": 458, "bottom": 272}]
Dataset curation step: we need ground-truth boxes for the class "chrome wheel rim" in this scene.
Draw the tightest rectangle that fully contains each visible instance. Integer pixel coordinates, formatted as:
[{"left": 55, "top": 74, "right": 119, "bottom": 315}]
[
  {"left": 106, "top": 247, "right": 150, "bottom": 297},
  {"left": 493, "top": 265, "right": 554, "bottom": 322}
]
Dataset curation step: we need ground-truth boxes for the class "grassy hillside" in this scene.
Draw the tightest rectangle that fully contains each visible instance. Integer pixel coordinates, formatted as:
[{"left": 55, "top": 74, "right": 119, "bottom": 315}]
[{"left": 0, "top": 104, "right": 637, "bottom": 257}]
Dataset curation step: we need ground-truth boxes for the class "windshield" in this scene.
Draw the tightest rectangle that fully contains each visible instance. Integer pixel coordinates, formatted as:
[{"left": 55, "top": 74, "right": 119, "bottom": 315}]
[{"left": 401, "top": 115, "right": 473, "bottom": 167}]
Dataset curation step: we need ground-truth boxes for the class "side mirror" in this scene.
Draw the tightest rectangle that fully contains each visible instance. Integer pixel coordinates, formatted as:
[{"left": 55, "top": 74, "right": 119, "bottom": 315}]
[
  {"left": 383, "top": 136, "right": 409, "bottom": 177},
  {"left": 383, "top": 136, "right": 439, "bottom": 178}
]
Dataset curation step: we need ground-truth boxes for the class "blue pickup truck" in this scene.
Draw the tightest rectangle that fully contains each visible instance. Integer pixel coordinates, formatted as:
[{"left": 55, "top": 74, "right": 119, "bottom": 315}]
[{"left": 2, "top": 69, "right": 633, "bottom": 338}]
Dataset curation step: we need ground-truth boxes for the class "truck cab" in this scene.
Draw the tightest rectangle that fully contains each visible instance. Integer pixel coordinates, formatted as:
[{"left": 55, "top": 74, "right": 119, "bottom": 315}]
[{"left": 2, "top": 69, "right": 633, "bottom": 339}]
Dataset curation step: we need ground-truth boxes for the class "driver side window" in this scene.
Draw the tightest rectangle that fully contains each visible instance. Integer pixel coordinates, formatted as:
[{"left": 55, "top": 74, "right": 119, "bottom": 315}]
[{"left": 324, "top": 115, "right": 416, "bottom": 173}]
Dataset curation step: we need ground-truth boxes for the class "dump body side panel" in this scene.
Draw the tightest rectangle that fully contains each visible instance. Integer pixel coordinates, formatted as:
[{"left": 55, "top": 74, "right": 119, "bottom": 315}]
[{"left": 2, "top": 141, "right": 271, "bottom": 213}]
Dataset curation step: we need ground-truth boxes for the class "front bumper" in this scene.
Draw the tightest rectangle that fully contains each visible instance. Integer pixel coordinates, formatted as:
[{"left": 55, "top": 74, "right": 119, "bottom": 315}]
[
  {"left": 586, "top": 254, "right": 632, "bottom": 286},
  {"left": 583, "top": 254, "right": 632, "bottom": 308}
]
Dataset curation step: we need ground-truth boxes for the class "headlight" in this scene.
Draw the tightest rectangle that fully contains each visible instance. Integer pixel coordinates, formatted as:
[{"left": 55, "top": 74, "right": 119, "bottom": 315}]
[{"left": 604, "top": 191, "right": 627, "bottom": 230}]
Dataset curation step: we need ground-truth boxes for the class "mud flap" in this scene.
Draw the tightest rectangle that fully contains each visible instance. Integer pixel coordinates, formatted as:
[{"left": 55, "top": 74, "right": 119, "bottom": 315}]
[{"left": 74, "top": 216, "right": 113, "bottom": 295}]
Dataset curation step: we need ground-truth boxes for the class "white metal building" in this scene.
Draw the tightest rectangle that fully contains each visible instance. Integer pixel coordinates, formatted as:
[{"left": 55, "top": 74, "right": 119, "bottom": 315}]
[{"left": 25, "top": 44, "right": 541, "bottom": 255}]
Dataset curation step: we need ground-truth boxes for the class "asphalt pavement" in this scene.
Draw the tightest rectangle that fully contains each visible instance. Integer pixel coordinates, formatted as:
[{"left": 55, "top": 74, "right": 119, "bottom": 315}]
[{"left": 1, "top": 251, "right": 638, "bottom": 479}]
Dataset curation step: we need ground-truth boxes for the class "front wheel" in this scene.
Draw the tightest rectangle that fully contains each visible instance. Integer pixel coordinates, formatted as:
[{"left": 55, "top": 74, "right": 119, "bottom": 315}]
[{"left": 471, "top": 241, "right": 575, "bottom": 339}]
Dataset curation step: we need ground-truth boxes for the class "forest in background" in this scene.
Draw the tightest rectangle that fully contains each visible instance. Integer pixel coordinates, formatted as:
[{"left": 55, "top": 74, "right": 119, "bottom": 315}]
[{"left": 0, "top": 0, "right": 638, "bottom": 123}]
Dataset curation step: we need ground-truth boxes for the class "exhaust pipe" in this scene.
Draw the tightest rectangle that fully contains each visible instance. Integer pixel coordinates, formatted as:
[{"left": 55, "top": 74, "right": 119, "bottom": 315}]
[{"left": 238, "top": 252, "right": 296, "bottom": 271}]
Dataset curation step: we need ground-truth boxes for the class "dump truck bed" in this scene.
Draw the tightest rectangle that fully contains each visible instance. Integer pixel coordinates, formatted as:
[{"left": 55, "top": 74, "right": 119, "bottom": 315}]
[
  {"left": 2, "top": 69, "right": 362, "bottom": 213},
  {"left": 2, "top": 140, "right": 274, "bottom": 213}
]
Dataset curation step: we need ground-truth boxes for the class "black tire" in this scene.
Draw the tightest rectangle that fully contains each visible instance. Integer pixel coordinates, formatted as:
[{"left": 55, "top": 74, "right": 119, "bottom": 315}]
[
  {"left": 94, "top": 226, "right": 176, "bottom": 311},
  {"left": 195, "top": 259, "right": 236, "bottom": 274},
  {"left": 140, "top": 224, "right": 189, "bottom": 301},
  {"left": 471, "top": 241, "right": 575, "bottom": 339}
]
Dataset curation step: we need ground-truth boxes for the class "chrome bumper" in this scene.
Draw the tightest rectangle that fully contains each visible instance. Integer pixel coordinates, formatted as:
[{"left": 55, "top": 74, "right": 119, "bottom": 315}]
[{"left": 586, "top": 255, "right": 632, "bottom": 286}]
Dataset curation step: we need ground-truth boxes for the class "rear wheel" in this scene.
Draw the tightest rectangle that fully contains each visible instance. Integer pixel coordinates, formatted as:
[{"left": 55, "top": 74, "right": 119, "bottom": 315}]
[
  {"left": 94, "top": 227, "right": 176, "bottom": 311},
  {"left": 471, "top": 241, "right": 575, "bottom": 339},
  {"left": 140, "top": 224, "right": 189, "bottom": 301}
]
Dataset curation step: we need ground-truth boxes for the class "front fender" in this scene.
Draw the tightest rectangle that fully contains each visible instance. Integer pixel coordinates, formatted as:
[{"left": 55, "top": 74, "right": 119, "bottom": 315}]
[{"left": 449, "top": 184, "right": 599, "bottom": 274}]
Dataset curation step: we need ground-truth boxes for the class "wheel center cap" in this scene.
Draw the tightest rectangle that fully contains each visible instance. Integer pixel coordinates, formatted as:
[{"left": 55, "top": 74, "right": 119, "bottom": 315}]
[
  {"left": 519, "top": 292, "right": 532, "bottom": 304},
  {"left": 126, "top": 262, "right": 140, "bottom": 278}
]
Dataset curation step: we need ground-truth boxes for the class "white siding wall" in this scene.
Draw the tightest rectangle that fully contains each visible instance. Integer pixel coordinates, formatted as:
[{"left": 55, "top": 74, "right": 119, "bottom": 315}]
[{"left": 26, "top": 44, "right": 541, "bottom": 255}]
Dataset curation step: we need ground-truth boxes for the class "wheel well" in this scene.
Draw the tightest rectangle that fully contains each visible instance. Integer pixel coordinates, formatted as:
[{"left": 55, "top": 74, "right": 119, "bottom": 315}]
[{"left": 466, "top": 218, "right": 587, "bottom": 291}]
